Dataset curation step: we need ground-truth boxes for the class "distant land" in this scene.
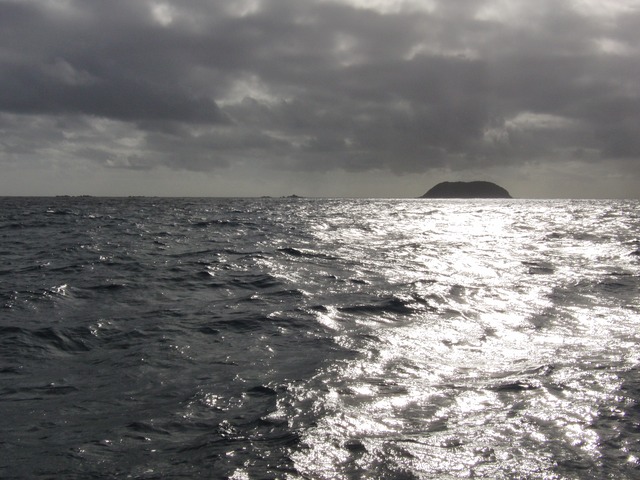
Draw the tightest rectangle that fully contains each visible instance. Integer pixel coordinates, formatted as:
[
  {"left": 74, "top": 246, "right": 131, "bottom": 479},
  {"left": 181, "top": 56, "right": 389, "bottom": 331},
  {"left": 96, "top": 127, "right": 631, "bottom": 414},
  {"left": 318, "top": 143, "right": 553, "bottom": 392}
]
[{"left": 421, "top": 181, "right": 512, "bottom": 198}]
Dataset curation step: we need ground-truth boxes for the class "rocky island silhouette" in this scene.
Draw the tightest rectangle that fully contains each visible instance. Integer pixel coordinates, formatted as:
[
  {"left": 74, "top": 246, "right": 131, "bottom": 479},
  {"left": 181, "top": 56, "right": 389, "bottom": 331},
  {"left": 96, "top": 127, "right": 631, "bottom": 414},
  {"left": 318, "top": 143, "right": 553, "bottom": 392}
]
[{"left": 421, "top": 181, "right": 512, "bottom": 198}]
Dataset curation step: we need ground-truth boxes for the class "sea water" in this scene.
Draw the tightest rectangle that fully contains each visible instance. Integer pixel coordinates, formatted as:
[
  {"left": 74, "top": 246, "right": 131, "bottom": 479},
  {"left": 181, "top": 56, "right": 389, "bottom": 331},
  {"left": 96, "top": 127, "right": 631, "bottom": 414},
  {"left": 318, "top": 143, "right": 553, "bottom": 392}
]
[{"left": 1, "top": 197, "right": 639, "bottom": 479}]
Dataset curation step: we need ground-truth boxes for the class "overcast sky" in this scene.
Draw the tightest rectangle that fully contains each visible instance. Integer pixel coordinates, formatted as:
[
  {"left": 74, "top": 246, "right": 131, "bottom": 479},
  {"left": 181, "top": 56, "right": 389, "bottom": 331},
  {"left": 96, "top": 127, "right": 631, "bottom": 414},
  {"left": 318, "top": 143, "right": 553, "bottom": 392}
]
[{"left": 1, "top": 0, "right": 639, "bottom": 197}]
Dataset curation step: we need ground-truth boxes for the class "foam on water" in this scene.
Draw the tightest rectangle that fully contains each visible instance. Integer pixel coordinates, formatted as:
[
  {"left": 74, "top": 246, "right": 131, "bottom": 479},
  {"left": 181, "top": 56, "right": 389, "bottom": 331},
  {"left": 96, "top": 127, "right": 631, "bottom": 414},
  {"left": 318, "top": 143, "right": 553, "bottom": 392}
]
[{"left": 1, "top": 197, "right": 639, "bottom": 479}]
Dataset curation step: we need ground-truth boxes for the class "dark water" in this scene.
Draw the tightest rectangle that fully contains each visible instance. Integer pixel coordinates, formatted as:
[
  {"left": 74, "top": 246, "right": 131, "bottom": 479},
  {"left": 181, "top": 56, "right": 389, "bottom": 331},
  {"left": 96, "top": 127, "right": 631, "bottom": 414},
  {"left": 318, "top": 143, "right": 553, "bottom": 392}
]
[{"left": 1, "top": 197, "right": 639, "bottom": 479}]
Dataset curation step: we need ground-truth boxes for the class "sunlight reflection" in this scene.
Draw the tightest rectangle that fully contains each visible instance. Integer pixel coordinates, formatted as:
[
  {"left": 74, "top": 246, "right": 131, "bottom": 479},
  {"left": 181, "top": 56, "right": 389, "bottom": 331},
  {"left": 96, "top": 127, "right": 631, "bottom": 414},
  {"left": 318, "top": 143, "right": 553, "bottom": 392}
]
[{"left": 283, "top": 200, "right": 640, "bottom": 478}]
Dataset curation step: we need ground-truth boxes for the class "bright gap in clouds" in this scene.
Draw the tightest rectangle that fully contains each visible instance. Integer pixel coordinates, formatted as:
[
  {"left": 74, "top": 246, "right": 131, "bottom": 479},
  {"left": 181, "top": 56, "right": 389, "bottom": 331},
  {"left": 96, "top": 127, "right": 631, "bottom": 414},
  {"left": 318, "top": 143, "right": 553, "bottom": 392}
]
[
  {"left": 151, "top": 3, "right": 174, "bottom": 26},
  {"left": 476, "top": 0, "right": 640, "bottom": 23},
  {"left": 224, "top": 0, "right": 263, "bottom": 17},
  {"left": 219, "top": 75, "right": 283, "bottom": 106},
  {"left": 327, "top": 0, "right": 436, "bottom": 13},
  {"left": 573, "top": 0, "right": 640, "bottom": 17}
]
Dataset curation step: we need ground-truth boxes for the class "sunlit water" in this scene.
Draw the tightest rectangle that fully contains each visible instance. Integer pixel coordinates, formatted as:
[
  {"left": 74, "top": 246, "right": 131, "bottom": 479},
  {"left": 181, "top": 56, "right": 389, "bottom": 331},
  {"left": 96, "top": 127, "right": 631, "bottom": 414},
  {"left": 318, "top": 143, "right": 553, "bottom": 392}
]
[{"left": 1, "top": 197, "right": 639, "bottom": 479}]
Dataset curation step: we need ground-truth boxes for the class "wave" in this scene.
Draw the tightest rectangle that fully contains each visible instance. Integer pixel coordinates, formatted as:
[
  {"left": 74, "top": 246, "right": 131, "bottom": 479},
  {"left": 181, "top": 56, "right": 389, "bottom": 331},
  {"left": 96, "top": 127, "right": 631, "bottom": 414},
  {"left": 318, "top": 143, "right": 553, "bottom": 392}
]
[
  {"left": 278, "top": 247, "right": 338, "bottom": 260},
  {"left": 338, "top": 296, "right": 420, "bottom": 316}
]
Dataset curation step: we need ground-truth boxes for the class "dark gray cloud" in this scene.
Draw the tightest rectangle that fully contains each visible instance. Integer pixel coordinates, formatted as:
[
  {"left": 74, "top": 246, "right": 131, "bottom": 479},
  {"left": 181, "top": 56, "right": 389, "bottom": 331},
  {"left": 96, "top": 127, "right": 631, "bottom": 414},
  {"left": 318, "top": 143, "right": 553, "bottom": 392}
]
[{"left": 1, "top": 0, "right": 639, "bottom": 196}]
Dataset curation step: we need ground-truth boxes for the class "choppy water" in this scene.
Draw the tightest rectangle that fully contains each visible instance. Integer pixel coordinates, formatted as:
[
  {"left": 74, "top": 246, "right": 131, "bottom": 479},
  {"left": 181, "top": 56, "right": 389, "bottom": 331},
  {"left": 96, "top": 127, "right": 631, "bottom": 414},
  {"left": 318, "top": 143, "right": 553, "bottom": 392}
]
[{"left": 1, "top": 197, "right": 639, "bottom": 479}]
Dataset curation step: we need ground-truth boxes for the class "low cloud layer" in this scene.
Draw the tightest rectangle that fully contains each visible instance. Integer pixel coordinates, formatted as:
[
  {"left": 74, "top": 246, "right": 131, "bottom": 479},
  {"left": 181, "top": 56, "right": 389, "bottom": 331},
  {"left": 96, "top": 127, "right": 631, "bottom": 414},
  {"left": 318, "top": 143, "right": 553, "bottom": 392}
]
[{"left": 1, "top": 0, "right": 639, "bottom": 196}]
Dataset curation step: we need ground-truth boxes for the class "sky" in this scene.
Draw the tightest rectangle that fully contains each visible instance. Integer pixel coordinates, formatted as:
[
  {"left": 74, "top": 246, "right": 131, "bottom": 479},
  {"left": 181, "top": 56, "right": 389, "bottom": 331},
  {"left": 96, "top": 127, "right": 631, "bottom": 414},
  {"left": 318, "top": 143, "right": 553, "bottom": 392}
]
[{"left": 1, "top": 0, "right": 639, "bottom": 198}]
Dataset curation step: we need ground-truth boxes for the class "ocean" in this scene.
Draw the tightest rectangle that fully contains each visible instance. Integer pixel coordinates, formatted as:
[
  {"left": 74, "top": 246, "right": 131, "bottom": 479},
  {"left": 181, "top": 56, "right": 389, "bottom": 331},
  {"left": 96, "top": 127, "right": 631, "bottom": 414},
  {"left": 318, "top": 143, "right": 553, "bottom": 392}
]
[{"left": 1, "top": 197, "right": 639, "bottom": 479}]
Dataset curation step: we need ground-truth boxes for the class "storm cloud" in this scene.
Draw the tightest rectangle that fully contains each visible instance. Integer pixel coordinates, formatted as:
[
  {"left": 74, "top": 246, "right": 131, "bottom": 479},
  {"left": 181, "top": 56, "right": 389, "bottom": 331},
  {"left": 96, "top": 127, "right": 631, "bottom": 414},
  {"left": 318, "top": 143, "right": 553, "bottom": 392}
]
[{"left": 1, "top": 0, "right": 639, "bottom": 196}]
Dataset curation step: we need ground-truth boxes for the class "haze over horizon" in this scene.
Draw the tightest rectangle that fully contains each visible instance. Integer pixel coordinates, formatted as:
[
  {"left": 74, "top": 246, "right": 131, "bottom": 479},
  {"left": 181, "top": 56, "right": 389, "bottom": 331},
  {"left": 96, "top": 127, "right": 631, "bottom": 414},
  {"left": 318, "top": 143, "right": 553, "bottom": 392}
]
[{"left": 1, "top": 0, "right": 639, "bottom": 198}]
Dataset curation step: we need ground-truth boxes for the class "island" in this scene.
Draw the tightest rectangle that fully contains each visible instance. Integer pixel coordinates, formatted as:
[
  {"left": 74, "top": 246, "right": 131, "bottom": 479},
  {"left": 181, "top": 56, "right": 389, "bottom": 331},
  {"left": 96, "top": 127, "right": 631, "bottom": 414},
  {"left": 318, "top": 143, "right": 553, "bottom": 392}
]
[{"left": 421, "top": 181, "right": 512, "bottom": 198}]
